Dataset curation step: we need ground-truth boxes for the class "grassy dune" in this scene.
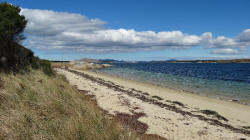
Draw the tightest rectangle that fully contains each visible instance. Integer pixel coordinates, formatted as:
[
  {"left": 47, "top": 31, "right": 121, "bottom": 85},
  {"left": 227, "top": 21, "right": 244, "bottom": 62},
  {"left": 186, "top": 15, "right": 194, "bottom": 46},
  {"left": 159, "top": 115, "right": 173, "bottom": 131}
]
[{"left": 0, "top": 69, "right": 137, "bottom": 140}]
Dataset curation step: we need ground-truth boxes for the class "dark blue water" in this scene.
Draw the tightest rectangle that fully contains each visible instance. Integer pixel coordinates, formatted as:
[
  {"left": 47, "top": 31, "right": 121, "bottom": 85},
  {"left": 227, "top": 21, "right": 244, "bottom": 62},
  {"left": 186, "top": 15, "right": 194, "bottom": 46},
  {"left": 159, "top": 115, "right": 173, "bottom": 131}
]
[
  {"left": 99, "top": 62, "right": 250, "bottom": 104},
  {"left": 114, "top": 62, "right": 250, "bottom": 83}
]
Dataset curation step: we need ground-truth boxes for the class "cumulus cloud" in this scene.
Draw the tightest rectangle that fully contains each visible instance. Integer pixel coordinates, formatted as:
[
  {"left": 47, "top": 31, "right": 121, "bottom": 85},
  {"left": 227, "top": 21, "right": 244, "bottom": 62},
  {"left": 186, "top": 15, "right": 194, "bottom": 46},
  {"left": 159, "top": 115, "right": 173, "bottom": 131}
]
[
  {"left": 21, "top": 8, "right": 250, "bottom": 54},
  {"left": 203, "top": 29, "right": 250, "bottom": 54},
  {"left": 236, "top": 29, "right": 250, "bottom": 43}
]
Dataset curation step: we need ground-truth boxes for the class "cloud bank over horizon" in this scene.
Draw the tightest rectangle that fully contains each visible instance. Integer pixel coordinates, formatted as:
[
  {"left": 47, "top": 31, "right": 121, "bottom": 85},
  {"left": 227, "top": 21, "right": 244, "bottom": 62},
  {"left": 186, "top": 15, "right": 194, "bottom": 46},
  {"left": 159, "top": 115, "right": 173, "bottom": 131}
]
[{"left": 21, "top": 8, "right": 250, "bottom": 55}]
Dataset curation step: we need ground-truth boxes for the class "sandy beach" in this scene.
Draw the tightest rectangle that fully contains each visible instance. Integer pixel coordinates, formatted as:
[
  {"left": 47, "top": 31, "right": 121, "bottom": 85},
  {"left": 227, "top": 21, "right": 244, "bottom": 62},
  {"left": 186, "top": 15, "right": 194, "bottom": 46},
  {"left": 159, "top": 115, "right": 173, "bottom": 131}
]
[{"left": 56, "top": 68, "right": 250, "bottom": 140}]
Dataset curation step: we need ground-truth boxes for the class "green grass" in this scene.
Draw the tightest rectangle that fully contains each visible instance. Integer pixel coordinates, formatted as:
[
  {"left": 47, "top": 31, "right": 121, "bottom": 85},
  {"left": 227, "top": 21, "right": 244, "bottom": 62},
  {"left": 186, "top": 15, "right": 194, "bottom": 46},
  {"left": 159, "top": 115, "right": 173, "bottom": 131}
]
[{"left": 0, "top": 69, "right": 138, "bottom": 140}]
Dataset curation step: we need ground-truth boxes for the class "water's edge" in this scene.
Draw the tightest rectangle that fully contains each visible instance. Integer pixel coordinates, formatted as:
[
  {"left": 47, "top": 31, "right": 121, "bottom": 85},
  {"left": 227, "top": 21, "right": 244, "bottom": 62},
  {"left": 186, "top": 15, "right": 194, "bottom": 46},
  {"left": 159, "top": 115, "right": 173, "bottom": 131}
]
[{"left": 97, "top": 66, "right": 250, "bottom": 105}]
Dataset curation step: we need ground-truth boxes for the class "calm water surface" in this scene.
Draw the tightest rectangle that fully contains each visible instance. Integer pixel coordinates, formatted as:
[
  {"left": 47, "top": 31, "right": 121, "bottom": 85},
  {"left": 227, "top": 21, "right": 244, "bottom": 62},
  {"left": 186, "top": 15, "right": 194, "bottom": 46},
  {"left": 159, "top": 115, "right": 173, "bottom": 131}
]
[{"left": 98, "top": 62, "right": 250, "bottom": 105}]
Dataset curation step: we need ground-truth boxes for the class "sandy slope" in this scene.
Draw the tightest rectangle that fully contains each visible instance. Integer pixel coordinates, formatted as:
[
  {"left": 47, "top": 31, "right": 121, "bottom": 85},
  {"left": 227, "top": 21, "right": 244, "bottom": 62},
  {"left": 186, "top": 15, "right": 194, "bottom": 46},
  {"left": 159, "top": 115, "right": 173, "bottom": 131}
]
[{"left": 56, "top": 68, "right": 250, "bottom": 140}]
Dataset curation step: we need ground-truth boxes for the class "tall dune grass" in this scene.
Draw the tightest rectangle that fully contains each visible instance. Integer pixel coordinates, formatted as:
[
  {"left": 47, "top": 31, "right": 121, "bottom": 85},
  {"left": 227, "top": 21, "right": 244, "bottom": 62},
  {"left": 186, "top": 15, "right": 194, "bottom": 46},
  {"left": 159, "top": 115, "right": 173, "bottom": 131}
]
[{"left": 0, "top": 69, "right": 137, "bottom": 139}]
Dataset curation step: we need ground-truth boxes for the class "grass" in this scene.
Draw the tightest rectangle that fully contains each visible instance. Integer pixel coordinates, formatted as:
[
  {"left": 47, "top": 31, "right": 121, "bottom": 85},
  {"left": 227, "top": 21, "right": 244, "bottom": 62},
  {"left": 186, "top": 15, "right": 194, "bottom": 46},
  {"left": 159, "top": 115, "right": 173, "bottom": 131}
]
[{"left": 0, "top": 69, "right": 138, "bottom": 140}]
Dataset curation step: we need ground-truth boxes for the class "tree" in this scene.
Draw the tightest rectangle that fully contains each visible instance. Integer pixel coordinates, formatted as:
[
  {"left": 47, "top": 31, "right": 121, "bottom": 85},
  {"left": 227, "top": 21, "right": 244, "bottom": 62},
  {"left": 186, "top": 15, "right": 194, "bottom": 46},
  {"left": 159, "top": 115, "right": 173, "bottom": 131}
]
[
  {"left": 0, "top": 2, "right": 27, "bottom": 43},
  {"left": 0, "top": 2, "right": 40, "bottom": 72}
]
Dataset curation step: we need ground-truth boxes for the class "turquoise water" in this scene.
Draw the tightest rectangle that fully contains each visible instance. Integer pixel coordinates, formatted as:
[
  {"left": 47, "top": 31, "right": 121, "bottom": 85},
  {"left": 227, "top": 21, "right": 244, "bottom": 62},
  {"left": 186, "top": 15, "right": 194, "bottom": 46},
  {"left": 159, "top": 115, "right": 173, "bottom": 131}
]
[{"left": 99, "top": 65, "right": 250, "bottom": 105}]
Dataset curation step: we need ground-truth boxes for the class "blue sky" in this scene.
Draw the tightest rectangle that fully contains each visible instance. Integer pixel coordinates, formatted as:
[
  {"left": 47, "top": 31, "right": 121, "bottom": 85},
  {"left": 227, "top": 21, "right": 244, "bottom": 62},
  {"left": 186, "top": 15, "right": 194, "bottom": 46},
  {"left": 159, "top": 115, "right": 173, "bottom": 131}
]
[{"left": 5, "top": 0, "right": 250, "bottom": 61}]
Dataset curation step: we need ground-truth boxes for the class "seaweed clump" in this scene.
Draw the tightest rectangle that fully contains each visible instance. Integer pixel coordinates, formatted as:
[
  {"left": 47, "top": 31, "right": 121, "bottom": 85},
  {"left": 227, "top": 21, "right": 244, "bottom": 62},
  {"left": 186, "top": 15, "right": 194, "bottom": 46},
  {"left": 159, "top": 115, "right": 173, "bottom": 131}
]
[{"left": 201, "top": 110, "right": 228, "bottom": 121}]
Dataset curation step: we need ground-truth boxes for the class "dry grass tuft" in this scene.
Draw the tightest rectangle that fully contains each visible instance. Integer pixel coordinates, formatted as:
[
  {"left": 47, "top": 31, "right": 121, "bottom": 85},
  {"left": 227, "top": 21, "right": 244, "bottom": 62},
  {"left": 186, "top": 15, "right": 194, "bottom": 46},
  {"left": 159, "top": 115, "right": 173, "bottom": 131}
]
[{"left": 0, "top": 69, "right": 138, "bottom": 140}]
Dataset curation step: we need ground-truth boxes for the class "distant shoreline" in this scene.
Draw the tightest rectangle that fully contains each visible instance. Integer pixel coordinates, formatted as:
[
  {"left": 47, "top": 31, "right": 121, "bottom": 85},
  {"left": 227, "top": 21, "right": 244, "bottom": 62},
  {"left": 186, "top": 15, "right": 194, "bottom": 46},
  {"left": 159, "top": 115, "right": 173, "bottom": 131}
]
[
  {"left": 161, "top": 59, "right": 250, "bottom": 63},
  {"left": 50, "top": 58, "right": 250, "bottom": 64}
]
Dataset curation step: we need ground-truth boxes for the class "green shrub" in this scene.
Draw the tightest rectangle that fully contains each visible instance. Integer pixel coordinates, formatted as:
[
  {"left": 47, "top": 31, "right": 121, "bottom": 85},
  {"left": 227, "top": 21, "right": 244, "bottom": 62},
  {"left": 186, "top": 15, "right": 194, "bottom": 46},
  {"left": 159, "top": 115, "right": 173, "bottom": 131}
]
[
  {"left": 0, "top": 42, "right": 40, "bottom": 72},
  {"left": 39, "top": 59, "right": 54, "bottom": 76}
]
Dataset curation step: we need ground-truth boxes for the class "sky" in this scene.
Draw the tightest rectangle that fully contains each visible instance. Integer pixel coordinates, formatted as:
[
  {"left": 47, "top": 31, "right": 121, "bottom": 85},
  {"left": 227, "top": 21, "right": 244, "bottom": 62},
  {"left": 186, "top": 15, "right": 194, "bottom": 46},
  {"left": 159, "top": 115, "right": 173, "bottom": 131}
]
[{"left": 4, "top": 0, "right": 250, "bottom": 61}]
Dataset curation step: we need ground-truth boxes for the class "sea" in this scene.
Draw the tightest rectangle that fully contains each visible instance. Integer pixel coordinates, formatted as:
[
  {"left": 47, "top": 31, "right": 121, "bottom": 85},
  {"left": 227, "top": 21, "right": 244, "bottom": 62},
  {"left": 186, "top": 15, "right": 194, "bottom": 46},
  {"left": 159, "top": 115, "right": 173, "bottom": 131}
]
[{"left": 98, "top": 62, "right": 250, "bottom": 105}]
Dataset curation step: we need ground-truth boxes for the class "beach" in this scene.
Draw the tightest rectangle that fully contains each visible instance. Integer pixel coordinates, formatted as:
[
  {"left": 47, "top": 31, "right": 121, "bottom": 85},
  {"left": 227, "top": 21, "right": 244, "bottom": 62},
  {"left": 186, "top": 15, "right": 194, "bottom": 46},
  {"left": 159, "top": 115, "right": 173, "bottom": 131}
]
[{"left": 56, "top": 68, "right": 250, "bottom": 140}]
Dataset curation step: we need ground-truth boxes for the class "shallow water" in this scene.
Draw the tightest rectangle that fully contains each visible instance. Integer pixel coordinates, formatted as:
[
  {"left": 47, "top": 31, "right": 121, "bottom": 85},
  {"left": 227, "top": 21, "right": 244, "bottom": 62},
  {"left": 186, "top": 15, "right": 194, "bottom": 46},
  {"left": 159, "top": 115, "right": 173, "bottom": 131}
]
[{"left": 98, "top": 62, "right": 250, "bottom": 105}]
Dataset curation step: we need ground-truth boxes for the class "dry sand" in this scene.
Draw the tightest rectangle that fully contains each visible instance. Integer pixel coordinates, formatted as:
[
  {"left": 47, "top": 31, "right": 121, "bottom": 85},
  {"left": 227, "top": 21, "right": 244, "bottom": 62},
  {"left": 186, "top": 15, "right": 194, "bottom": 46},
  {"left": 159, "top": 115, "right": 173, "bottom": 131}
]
[{"left": 56, "top": 68, "right": 250, "bottom": 140}]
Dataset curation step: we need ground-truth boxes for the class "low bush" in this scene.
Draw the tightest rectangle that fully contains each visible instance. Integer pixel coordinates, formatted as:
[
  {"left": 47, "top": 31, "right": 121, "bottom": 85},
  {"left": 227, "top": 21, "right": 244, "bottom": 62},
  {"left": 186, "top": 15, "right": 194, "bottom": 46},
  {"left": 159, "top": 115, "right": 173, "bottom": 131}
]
[
  {"left": 39, "top": 59, "right": 54, "bottom": 76},
  {"left": 0, "top": 42, "right": 40, "bottom": 73}
]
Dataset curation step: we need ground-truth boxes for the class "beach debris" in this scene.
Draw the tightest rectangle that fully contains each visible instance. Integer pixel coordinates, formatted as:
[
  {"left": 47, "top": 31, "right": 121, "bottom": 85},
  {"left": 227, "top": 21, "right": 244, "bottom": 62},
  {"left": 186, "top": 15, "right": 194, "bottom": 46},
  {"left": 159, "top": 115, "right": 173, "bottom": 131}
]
[
  {"left": 242, "top": 126, "right": 250, "bottom": 130},
  {"left": 201, "top": 110, "right": 228, "bottom": 122},
  {"left": 152, "top": 95, "right": 163, "bottom": 100},
  {"left": 172, "top": 101, "right": 184, "bottom": 107},
  {"left": 142, "top": 92, "right": 149, "bottom": 96},
  {"left": 114, "top": 112, "right": 147, "bottom": 134},
  {"left": 230, "top": 99, "right": 239, "bottom": 102},
  {"left": 133, "top": 107, "right": 140, "bottom": 110}
]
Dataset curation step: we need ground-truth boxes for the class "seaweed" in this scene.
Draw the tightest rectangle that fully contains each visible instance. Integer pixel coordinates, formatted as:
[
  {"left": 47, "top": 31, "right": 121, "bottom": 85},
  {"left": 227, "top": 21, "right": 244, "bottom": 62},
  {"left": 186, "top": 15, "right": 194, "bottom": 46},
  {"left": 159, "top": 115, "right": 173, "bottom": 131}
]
[
  {"left": 172, "top": 101, "right": 184, "bottom": 107},
  {"left": 152, "top": 95, "right": 163, "bottom": 100},
  {"left": 201, "top": 110, "right": 228, "bottom": 122}
]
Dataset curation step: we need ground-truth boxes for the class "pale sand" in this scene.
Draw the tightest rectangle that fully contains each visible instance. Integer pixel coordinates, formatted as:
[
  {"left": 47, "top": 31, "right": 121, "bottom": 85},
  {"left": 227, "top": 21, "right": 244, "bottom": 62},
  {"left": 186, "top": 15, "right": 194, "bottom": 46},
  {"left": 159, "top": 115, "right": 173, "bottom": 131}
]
[{"left": 56, "top": 68, "right": 250, "bottom": 140}]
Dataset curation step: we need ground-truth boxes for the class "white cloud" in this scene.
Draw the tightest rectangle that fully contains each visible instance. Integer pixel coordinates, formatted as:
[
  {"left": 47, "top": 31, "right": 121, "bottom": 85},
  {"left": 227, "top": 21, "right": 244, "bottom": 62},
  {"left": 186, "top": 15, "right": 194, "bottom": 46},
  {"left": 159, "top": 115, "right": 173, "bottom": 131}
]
[
  {"left": 236, "top": 29, "right": 250, "bottom": 43},
  {"left": 203, "top": 29, "right": 250, "bottom": 53},
  {"left": 211, "top": 48, "right": 240, "bottom": 55},
  {"left": 21, "top": 9, "right": 105, "bottom": 35},
  {"left": 21, "top": 8, "right": 250, "bottom": 54}
]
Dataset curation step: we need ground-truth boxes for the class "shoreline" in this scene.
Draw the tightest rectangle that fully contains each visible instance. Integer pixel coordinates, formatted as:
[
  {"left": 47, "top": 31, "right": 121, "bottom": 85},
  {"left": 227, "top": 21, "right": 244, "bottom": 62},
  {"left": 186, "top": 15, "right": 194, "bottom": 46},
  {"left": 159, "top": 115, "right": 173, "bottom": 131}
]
[
  {"left": 82, "top": 69, "right": 250, "bottom": 124},
  {"left": 56, "top": 68, "right": 250, "bottom": 139},
  {"left": 94, "top": 69, "right": 250, "bottom": 106}
]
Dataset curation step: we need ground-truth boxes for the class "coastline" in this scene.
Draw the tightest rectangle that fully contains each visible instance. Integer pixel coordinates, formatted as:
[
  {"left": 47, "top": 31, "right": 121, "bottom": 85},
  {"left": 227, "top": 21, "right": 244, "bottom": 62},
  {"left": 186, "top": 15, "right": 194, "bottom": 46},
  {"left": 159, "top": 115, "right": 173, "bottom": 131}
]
[
  {"left": 86, "top": 69, "right": 250, "bottom": 124},
  {"left": 56, "top": 68, "right": 250, "bottom": 139},
  {"left": 95, "top": 69, "right": 250, "bottom": 106}
]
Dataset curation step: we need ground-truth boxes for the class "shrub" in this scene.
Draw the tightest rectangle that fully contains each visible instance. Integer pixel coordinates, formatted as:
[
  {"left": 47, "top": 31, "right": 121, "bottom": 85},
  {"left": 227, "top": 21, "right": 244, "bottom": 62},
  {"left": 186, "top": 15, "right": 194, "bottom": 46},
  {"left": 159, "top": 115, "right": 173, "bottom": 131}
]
[
  {"left": 39, "top": 59, "right": 54, "bottom": 76},
  {"left": 0, "top": 42, "right": 40, "bottom": 72}
]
